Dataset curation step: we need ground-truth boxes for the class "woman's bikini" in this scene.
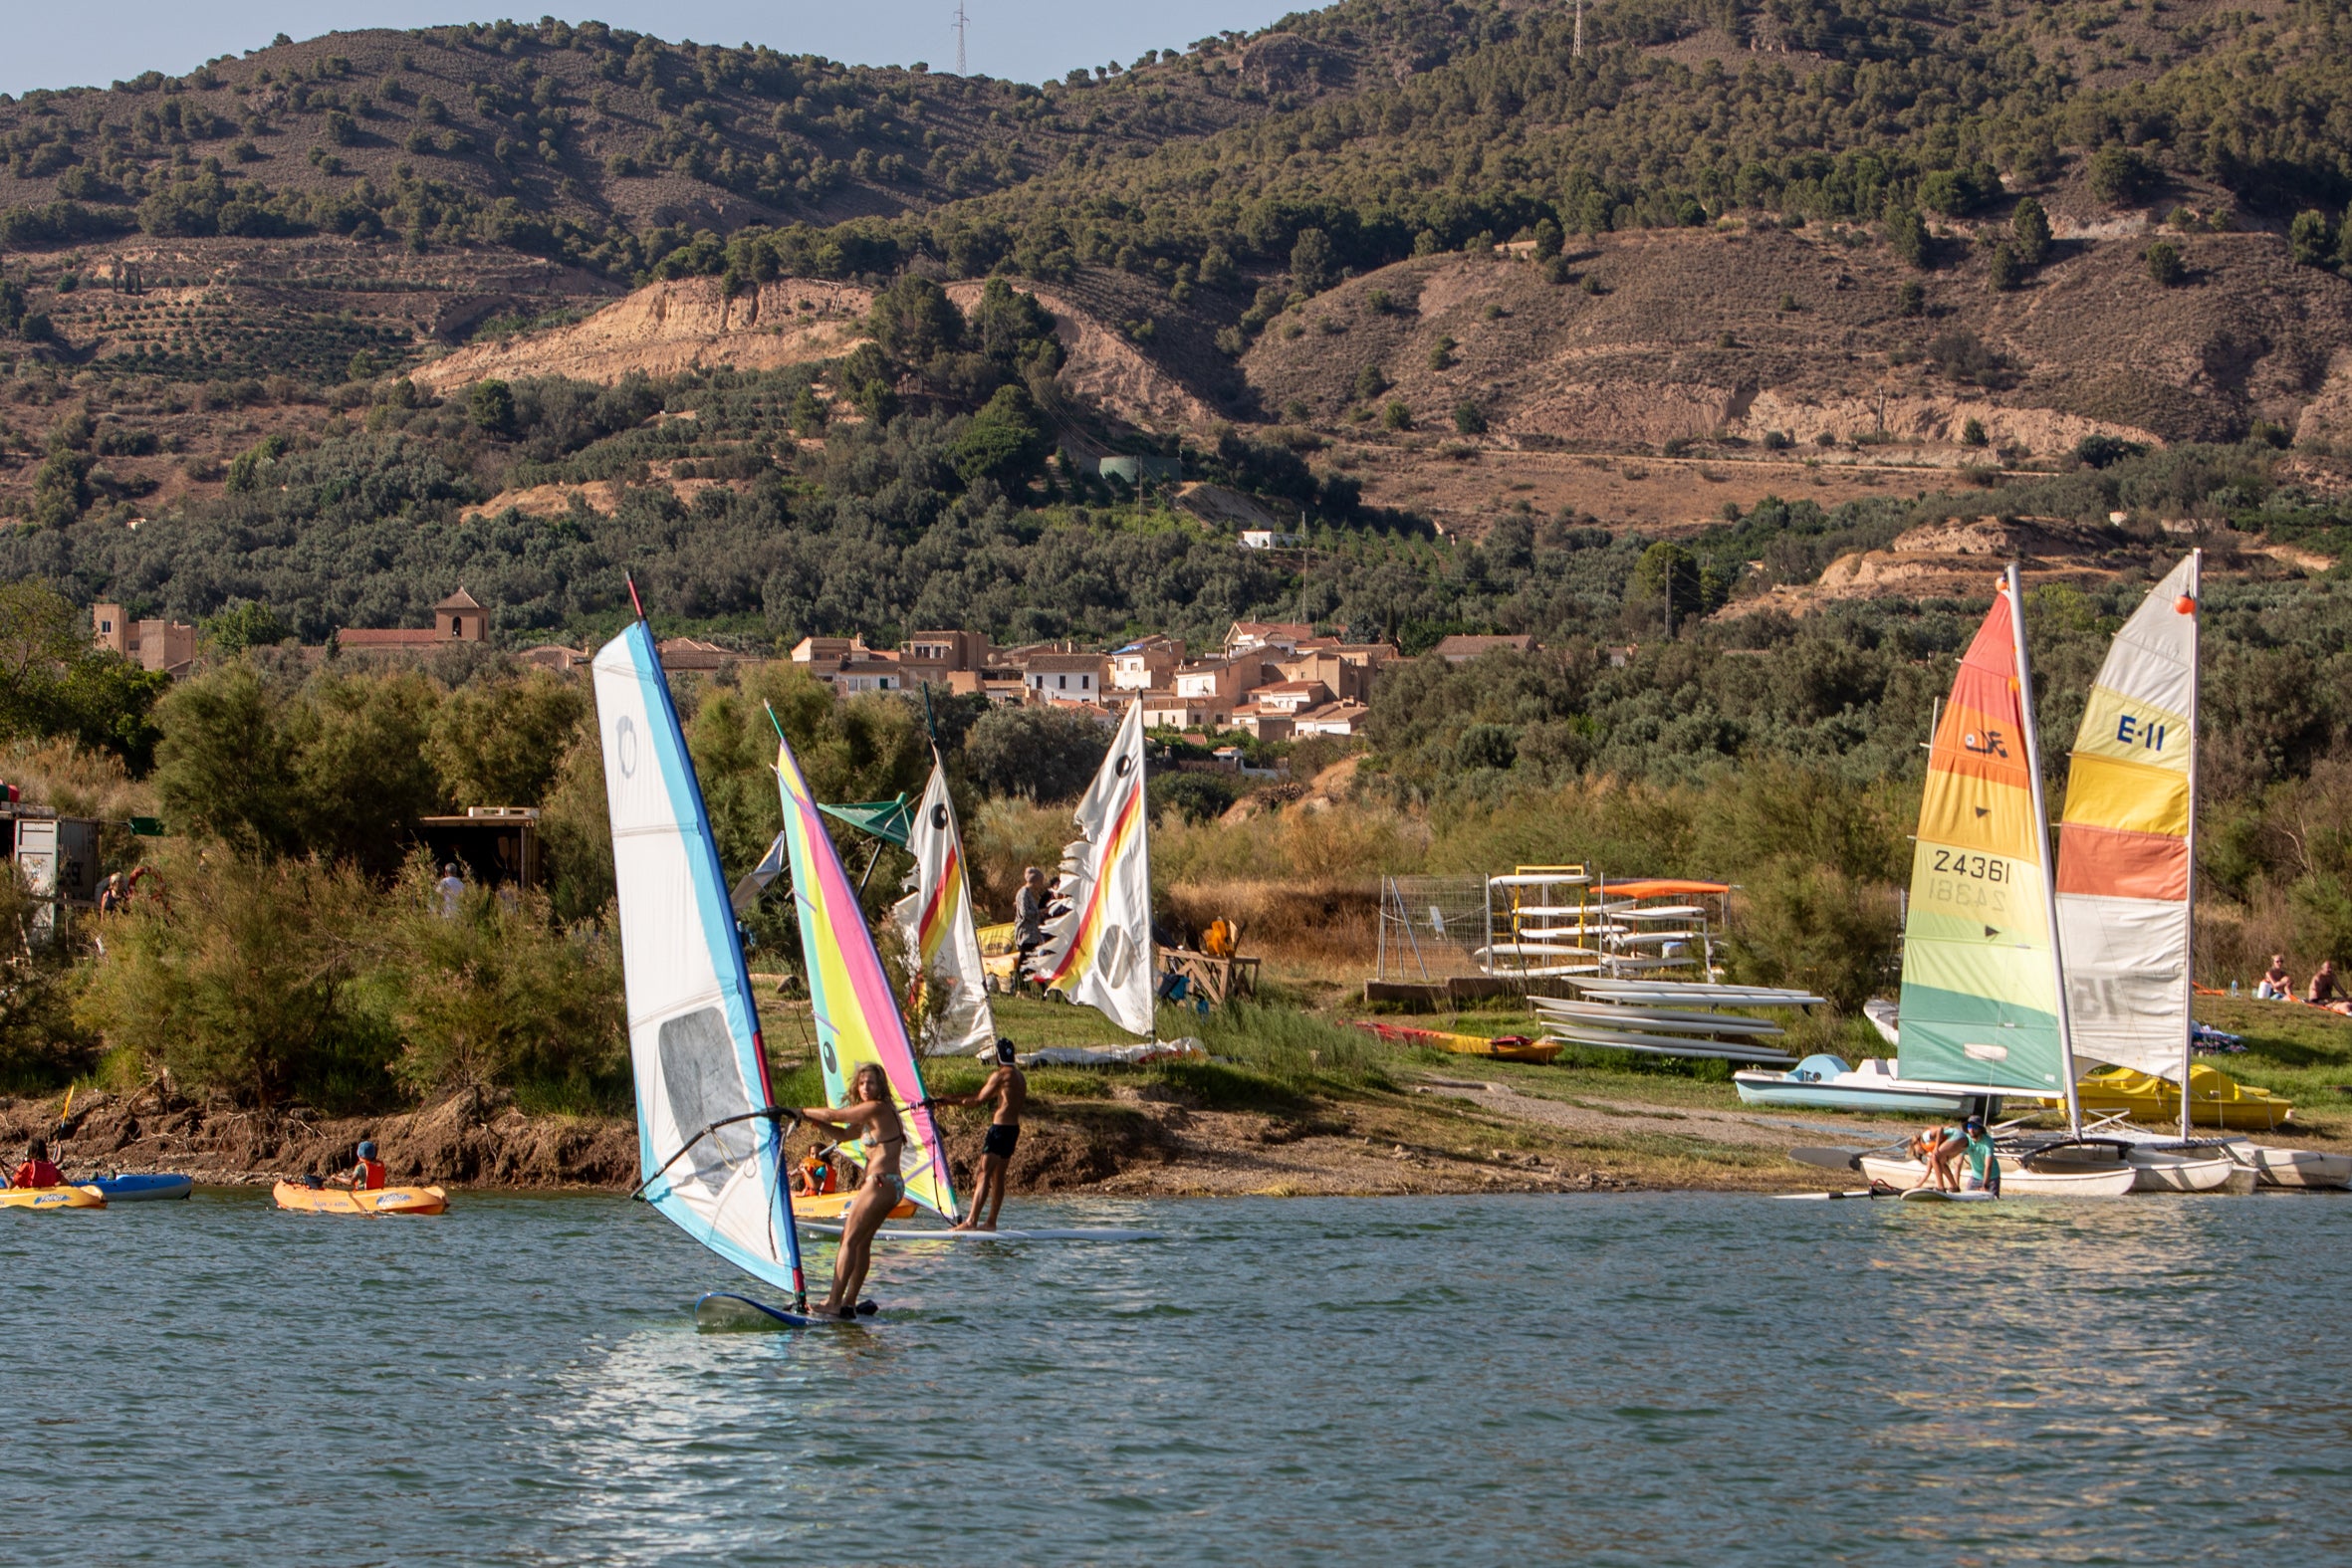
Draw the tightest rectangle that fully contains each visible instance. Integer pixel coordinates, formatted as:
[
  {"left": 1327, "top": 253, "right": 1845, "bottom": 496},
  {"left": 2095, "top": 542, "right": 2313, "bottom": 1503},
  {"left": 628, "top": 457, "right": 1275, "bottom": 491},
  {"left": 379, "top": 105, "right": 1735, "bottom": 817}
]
[{"left": 860, "top": 1119, "right": 907, "bottom": 1203}]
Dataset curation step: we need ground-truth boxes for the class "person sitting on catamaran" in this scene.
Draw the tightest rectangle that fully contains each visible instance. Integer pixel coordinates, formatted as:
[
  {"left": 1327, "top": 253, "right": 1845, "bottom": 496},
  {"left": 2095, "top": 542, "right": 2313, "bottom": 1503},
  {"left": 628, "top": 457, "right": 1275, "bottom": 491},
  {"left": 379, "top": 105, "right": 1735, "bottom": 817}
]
[
  {"left": 1958, "top": 1117, "right": 2001, "bottom": 1196},
  {"left": 936, "top": 1036, "right": 1028, "bottom": 1232},
  {"left": 2257, "top": 956, "right": 2294, "bottom": 1001},
  {"left": 9, "top": 1137, "right": 64, "bottom": 1190},
  {"left": 794, "top": 1063, "right": 904, "bottom": 1318}
]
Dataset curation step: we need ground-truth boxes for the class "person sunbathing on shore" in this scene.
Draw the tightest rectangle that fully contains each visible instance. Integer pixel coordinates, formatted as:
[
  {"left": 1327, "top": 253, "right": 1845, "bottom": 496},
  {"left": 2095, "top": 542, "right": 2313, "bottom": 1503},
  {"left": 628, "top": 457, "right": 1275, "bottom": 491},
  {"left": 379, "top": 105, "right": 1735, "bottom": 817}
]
[
  {"left": 2307, "top": 962, "right": 2342, "bottom": 1007},
  {"left": 2257, "top": 956, "right": 2293, "bottom": 1001}
]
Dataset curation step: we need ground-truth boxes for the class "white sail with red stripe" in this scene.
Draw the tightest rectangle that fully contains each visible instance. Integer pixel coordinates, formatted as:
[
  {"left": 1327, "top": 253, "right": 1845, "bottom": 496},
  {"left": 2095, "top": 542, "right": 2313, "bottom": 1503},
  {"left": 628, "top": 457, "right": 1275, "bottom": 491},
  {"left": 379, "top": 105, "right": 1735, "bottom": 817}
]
[
  {"left": 892, "top": 755, "right": 998, "bottom": 1056},
  {"left": 1037, "top": 700, "right": 1156, "bottom": 1037}
]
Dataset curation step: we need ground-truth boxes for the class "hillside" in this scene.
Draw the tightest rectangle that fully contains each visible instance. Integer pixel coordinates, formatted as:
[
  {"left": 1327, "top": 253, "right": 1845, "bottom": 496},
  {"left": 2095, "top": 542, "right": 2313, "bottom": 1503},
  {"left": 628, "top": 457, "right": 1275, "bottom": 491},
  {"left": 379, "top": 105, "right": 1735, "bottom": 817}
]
[{"left": 3, "top": 0, "right": 2352, "bottom": 636}]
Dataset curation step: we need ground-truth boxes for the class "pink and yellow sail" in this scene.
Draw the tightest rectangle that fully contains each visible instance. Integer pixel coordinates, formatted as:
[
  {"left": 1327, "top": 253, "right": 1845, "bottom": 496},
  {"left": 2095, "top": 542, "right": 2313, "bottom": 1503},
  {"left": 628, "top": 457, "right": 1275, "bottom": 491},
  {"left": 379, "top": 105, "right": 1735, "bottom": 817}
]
[
  {"left": 1895, "top": 577, "right": 2073, "bottom": 1097},
  {"left": 2056, "top": 554, "right": 2200, "bottom": 1087},
  {"left": 772, "top": 719, "right": 959, "bottom": 1221}
]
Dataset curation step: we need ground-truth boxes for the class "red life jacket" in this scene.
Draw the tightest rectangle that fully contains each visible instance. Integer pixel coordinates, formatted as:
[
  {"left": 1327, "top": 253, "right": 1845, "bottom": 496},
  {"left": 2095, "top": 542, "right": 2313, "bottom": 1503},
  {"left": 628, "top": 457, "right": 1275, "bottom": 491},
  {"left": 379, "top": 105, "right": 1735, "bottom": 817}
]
[
  {"left": 11, "top": 1159, "right": 65, "bottom": 1190},
  {"left": 353, "top": 1158, "right": 386, "bottom": 1191}
]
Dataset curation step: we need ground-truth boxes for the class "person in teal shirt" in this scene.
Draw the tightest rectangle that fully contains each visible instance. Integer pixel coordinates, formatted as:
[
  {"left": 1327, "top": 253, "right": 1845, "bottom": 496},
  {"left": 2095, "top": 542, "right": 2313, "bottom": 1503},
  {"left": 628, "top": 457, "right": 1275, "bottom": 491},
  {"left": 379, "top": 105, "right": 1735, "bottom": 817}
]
[{"left": 1959, "top": 1115, "right": 2001, "bottom": 1196}]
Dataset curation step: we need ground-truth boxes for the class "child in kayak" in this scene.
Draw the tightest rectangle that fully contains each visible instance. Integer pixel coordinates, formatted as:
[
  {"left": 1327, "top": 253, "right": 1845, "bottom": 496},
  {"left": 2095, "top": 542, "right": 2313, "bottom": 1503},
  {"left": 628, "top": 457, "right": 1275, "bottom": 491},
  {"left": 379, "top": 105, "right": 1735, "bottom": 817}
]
[
  {"left": 332, "top": 1140, "right": 386, "bottom": 1191},
  {"left": 9, "top": 1137, "right": 64, "bottom": 1190}
]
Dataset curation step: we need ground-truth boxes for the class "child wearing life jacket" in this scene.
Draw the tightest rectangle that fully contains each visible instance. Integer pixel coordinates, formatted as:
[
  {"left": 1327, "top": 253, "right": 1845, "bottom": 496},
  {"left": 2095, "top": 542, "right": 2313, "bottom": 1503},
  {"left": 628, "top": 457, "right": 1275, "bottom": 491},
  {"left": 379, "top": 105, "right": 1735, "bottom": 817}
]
[
  {"left": 794, "top": 1148, "right": 839, "bottom": 1196},
  {"left": 9, "top": 1137, "right": 65, "bottom": 1190},
  {"left": 343, "top": 1140, "right": 386, "bottom": 1191}
]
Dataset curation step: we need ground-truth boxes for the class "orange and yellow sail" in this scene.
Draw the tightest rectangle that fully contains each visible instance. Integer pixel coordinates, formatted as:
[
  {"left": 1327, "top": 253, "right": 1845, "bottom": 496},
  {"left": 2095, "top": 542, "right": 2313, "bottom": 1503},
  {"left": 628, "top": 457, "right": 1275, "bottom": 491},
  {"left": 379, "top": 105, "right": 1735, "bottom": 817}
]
[
  {"left": 1895, "top": 580, "right": 2071, "bottom": 1095},
  {"left": 2057, "top": 554, "right": 2199, "bottom": 1083}
]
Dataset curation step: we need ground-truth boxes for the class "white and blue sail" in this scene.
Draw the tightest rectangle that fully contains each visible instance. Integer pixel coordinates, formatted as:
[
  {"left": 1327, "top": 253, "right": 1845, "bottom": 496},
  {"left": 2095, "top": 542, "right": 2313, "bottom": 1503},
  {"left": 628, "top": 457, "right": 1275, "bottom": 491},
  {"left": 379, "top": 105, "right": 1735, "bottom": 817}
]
[{"left": 593, "top": 620, "right": 805, "bottom": 1305}]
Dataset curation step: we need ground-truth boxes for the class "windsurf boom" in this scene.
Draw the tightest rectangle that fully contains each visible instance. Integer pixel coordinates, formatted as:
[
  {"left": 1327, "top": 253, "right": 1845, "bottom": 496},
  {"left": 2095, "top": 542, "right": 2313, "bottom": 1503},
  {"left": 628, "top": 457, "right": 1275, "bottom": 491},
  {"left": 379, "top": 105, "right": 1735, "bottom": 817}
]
[{"left": 594, "top": 620, "right": 809, "bottom": 1310}]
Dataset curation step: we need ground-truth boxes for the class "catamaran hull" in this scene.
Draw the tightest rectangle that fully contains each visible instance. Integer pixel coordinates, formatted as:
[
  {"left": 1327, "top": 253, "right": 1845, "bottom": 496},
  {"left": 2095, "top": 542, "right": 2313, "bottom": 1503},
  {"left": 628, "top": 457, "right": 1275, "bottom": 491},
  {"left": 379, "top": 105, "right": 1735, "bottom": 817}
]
[
  {"left": 2248, "top": 1147, "right": 2352, "bottom": 1189},
  {"left": 1857, "top": 1156, "right": 2139, "bottom": 1196},
  {"left": 1733, "top": 1073, "right": 1974, "bottom": 1115},
  {"left": 2124, "top": 1151, "right": 2250, "bottom": 1193}
]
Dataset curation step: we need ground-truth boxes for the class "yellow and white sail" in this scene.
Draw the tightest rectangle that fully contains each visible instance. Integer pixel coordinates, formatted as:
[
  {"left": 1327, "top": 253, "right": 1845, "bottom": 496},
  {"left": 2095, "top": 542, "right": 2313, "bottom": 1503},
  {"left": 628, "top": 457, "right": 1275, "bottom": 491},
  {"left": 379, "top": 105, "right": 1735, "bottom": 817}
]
[
  {"left": 2056, "top": 554, "right": 2200, "bottom": 1086},
  {"left": 1037, "top": 699, "right": 1156, "bottom": 1037},
  {"left": 892, "top": 756, "right": 998, "bottom": 1057}
]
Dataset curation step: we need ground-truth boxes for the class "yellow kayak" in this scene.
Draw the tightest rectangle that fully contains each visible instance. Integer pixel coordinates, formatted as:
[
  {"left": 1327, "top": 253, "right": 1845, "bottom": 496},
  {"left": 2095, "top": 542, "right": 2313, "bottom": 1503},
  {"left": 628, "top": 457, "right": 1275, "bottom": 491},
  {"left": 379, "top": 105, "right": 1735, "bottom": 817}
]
[
  {"left": 2059, "top": 1063, "right": 2295, "bottom": 1130},
  {"left": 794, "top": 1188, "right": 917, "bottom": 1222},
  {"left": 0, "top": 1185, "right": 105, "bottom": 1211},
  {"left": 273, "top": 1181, "right": 449, "bottom": 1216}
]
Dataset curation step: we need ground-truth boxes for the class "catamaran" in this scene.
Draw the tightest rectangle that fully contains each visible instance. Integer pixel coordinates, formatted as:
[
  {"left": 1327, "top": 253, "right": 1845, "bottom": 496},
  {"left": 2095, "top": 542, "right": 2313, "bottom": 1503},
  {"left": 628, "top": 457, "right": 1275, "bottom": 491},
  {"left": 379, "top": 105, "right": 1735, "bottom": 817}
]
[
  {"left": 591, "top": 613, "right": 826, "bottom": 1326},
  {"left": 1730, "top": 567, "right": 2131, "bottom": 1193}
]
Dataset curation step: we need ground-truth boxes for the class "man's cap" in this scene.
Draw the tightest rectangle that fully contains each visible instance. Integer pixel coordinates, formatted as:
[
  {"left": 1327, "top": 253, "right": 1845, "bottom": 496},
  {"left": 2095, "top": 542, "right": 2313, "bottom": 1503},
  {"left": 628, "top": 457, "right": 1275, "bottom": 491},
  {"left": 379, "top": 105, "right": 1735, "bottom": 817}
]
[
  {"left": 1962, "top": 1117, "right": 1986, "bottom": 1131},
  {"left": 995, "top": 1036, "right": 1018, "bottom": 1063}
]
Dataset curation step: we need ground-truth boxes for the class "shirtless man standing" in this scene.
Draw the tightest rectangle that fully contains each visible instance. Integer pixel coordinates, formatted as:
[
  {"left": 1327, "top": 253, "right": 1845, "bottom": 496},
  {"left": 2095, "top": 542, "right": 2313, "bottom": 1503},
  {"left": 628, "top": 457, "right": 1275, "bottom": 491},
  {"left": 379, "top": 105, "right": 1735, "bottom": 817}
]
[{"left": 941, "top": 1037, "right": 1027, "bottom": 1232}]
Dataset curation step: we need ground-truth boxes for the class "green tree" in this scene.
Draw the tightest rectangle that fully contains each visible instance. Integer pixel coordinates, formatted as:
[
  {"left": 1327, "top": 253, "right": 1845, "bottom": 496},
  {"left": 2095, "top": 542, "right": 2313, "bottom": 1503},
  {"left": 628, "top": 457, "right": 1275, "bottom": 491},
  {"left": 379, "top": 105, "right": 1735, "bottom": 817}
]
[
  {"left": 1884, "top": 205, "right": 1930, "bottom": 269},
  {"left": 1453, "top": 400, "right": 1488, "bottom": 435},
  {"left": 1290, "top": 226, "right": 1334, "bottom": 294},
  {"left": 151, "top": 664, "right": 299, "bottom": 855},
  {"left": 2287, "top": 209, "right": 2335, "bottom": 268},
  {"left": 428, "top": 672, "right": 588, "bottom": 808},
  {"left": 950, "top": 383, "right": 1050, "bottom": 488},
  {"left": 469, "top": 378, "right": 517, "bottom": 436},
  {"left": 1354, "top": 363, "right": 1388, "bottom": 401},
  {"left": 866, "top": 273, "right": 965, "bottom": 362},
  {"left": 1382, "top": 399, "right": 1413, "bottom": 430},
  {"left": 2011, "top": 196, "right": 2052, "bottom": 266},
  {"left": 1961, "top": 417, "right": 1989, "bottom": 447},
  {"left": 1633, "top": 541, "right": 1702, "bottom": 634},
  {"left": 1531, "top": 218, "right": 1563, "bottom": 259},
  {"left": 202, "top": 599, "right": 289, "bottom": 655},
  {"left": 965, "top": 704, "right": 1111, "bottom": 802},
  {"left": 1987, "top": 241, "right": 2022, "bottom": 292},
  {"left": 1896, "top": 280, "right": 1925, "bottom": 317},
  {"left": 2089, "top": 147, "right": 2159, "bottom": 207},
  {"left": 284, "top": 671, "right": 442, "bottom": 874},
  {"left": 2146, "top": 241, "right": 2185, "bottom": 287}
]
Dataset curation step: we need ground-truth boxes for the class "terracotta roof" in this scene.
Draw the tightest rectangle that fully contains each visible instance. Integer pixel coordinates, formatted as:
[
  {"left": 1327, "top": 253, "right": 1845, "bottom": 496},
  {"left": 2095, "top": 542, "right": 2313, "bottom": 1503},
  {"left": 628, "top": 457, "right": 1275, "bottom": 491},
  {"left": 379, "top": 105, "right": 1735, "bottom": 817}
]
[
  {"left": 338, "top": 628, "right": 439, "bottom": 647},
  {"left": 1228, "top": 620, "right": 1311, "bottom": 639},
  {"left": 434, "top": 587, "right": 484, "bottom": 610},
  {"left": 1430, "top": 634, "right": 1536, "bottom": 660},
  {"left": 1024, "top": 653, "right": 1104, "bottom": 673}
]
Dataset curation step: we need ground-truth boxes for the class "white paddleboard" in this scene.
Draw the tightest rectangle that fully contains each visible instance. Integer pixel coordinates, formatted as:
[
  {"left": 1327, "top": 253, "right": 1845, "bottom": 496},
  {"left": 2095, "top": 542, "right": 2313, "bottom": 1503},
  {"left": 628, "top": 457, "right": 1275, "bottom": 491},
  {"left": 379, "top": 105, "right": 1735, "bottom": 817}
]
[
  {"left": 1900, "top": 1188, "right": 1998, "bottom": 1203},
  {"left": 798, "top": 1222, "right": 1160, "bottom": 1242}
]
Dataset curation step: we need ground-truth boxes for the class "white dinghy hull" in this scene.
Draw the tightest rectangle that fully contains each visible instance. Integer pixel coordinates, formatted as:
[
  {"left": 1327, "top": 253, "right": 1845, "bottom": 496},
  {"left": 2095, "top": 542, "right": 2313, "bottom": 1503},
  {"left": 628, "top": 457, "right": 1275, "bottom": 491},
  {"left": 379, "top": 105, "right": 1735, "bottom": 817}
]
[{"left": 1858, "top": 1156, "right": 2139, "bottom": 1197}]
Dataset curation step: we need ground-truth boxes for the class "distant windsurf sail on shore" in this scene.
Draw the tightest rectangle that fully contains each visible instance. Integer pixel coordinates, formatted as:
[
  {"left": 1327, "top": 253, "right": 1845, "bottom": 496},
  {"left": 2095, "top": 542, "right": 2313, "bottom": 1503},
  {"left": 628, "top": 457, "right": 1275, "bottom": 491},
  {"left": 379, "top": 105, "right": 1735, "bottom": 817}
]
[
  {"left": 593, "top": 619, "right": 805, "bottom": 1305},
  {"left": 894, "top": 755, "right": 997, "bottom": 1057},
  {"left": 1037, "top": 698, "right": 1155, "bottom": 1038},
  {"left": 771, "top": 711, "right": 960, "bottom": 1223}
]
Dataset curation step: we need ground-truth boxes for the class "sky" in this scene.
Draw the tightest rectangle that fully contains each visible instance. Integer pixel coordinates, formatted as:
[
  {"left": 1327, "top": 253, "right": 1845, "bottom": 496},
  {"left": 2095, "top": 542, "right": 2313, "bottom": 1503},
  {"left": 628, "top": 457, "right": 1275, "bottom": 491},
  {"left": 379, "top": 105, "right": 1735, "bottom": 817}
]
[{"left": 0, "top": 1, "right": 1304, "bottom": 98}]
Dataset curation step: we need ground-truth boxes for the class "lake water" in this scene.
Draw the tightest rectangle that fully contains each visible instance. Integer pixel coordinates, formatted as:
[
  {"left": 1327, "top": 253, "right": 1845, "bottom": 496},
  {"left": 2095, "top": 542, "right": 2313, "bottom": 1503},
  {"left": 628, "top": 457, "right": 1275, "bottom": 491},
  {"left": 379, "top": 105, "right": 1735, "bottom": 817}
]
[{"left": 6, "top": 1189, "right": 2350, "bottom": 1565}]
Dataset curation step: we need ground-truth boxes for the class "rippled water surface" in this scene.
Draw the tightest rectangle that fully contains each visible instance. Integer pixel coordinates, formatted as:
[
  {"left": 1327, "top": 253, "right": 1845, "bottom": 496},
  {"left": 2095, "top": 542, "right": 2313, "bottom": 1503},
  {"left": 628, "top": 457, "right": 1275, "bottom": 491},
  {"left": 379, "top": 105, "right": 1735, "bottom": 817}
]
[{"left": 6, "top": 1189, "right": 2351, "bottom": 1565}]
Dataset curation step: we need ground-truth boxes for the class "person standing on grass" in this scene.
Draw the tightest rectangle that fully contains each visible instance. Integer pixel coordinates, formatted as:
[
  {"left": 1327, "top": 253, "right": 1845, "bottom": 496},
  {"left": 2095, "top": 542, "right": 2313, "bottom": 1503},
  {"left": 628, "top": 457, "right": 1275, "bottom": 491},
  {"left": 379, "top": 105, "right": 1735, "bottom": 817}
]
[
  {"left": 1013, "top": 866, "right": 1049, "bottom": 994},
  {"left": 437, "top": 863, "right": 466, "bottom": 919},
  {"left": 936, "top": 1036, "right": 1028, "bottom": 1232}
]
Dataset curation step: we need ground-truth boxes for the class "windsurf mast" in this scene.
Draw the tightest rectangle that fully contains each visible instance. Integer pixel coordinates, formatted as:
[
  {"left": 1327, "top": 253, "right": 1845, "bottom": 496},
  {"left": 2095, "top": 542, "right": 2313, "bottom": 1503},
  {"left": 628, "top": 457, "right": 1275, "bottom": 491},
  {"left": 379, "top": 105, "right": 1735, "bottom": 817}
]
[
  {"left": 2005, "top": 560, "right": 2083, "bottom": 1137},
  {"left": 2180, "top": 549, "right": 2203, "bottom": 1139}
]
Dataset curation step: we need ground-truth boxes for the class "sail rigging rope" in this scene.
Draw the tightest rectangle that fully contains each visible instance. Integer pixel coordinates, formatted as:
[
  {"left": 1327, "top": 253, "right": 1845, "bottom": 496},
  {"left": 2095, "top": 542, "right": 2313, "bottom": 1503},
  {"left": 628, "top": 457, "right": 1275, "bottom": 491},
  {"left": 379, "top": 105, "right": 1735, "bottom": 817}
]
[{"left": 630, "top": 1105, "right": 803, "bottom": 1201}]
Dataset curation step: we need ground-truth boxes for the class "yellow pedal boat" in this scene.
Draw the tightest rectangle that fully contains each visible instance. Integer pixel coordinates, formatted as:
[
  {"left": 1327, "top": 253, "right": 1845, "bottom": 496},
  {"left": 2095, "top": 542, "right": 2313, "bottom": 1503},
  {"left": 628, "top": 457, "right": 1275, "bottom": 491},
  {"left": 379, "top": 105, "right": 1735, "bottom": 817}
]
[
  {"left": 0, "top": 1185, "right": 105, "bottom": 1211},
  {"left": 272, "top": 1181, "right": 449, "bottom": 1216},
  {"left": 2055, "top": 1063, "right": 2295, "bottom": 1131}
]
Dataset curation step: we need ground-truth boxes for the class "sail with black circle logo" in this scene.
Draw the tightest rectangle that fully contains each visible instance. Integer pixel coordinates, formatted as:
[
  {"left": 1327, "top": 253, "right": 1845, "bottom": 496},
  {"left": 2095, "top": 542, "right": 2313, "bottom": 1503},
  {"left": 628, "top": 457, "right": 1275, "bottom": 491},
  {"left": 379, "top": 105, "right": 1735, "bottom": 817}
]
[
  {"left": 893, "top": 755, "right": 998, "bottom": 1057},
  {"left": 772, "top": 719, "right": 959, "bottom": 1221},
  {"left": 591, "top": 621, "right": 805, "bottom": 1298},
  {"left": 1037, "top": 699, "right": 1156, "bottom": 1037},
  {"left": 1894, "top": 569, "right": 2079, "bottom": 1108}
]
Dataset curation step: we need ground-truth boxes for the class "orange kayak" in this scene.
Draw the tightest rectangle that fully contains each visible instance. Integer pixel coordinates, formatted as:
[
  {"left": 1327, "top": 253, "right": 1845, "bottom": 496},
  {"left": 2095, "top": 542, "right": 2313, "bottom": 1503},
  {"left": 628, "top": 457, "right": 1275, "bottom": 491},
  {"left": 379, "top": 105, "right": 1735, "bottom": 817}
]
[
  {"left": 0, "top": 1185, "right": 105, "bottom": 1211},
  {"left": 273, "top": 1181, "right": 449, "bottom": 1215}
]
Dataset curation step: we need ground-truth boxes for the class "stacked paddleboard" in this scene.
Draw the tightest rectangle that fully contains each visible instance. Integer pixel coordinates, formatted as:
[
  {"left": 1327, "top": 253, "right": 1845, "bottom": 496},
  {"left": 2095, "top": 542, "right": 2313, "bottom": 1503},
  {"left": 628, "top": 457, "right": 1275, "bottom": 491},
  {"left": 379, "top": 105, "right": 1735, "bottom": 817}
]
[{"left": 1531, "top": 982, "right": 1817, "bottom": 1067}]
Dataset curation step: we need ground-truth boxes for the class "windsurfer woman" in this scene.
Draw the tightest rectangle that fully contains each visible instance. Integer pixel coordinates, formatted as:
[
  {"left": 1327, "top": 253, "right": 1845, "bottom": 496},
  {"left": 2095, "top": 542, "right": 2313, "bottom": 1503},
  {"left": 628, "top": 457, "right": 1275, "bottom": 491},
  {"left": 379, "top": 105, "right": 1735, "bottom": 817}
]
[{"left": 796, "top": 1063, "right": 904, "bottom": 1318}]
